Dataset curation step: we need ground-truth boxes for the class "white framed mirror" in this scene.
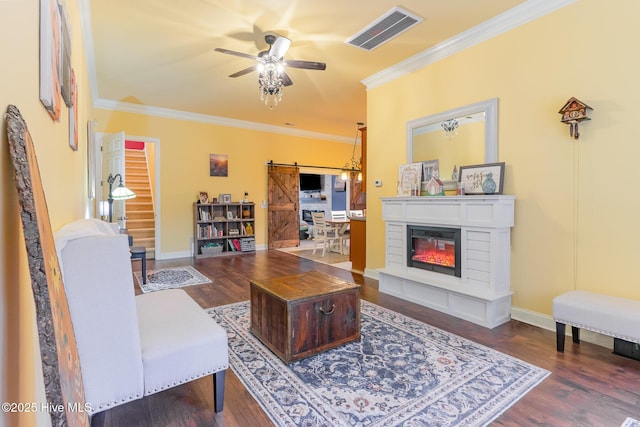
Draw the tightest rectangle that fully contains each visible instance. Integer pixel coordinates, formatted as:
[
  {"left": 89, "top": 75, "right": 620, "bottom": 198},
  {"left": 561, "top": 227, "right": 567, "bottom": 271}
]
[{"left": 407, "top": 98, "right": 498, "bottom": 181}]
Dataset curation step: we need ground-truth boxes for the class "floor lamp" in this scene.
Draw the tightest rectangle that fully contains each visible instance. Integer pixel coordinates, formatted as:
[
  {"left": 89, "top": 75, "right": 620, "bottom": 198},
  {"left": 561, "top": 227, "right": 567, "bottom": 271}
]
[{"left": 107, "top": 173, "right": 136, "bottom": 222}]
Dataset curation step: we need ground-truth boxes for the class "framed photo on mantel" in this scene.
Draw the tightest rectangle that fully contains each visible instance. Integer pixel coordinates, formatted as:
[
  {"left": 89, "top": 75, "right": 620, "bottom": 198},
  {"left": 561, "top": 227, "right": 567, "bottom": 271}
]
[
  {"left": 459, "top": 162, "right": 505, "bottom": 195},
  {"left": 397, "top": 162, "right": 422, "bottom": 196}
]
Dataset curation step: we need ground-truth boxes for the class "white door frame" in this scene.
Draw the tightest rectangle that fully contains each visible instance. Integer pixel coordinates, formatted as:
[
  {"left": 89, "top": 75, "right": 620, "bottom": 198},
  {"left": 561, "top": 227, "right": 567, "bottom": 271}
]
[{"left": 94, "top": 133, "right": 162, "bottom": 258}]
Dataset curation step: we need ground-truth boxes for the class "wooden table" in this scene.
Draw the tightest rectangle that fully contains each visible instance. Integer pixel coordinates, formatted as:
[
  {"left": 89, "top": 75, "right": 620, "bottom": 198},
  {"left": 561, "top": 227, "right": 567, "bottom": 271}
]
[
  {"left": 249, "top": 271, "right": 361, "bottom": 364},
  {"left": 325, "top": 218, "right": 350, "bottom": 254}
]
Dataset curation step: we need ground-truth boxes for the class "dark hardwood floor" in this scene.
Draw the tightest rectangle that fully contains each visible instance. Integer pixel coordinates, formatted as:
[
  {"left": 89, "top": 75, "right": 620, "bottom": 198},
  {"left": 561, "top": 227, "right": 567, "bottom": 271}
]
[{"left": 93, "top": 250, "right": 640, "bottom": 426}]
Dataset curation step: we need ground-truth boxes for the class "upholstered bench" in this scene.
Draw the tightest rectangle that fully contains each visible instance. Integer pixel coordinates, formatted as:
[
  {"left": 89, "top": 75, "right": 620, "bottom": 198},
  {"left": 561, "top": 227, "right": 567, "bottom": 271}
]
[
  {"left": 54, "top": 219, "right": 229, "bottom": 418},
  {"left": 553, "top": 290, "right": 640, "bottom": 352}
]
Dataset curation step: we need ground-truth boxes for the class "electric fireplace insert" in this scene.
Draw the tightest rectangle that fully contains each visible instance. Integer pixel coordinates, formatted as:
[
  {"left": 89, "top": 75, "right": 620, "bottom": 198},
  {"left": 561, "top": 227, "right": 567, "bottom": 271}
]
[{"left": 407, "top": 225, "right": 461, "bottom": 277}]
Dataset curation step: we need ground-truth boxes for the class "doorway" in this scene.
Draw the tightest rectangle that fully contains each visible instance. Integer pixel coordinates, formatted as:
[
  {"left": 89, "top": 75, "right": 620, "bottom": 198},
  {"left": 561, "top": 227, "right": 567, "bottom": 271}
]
[{"left": 93, "top": 132, "right": 161, "bottom": 258}]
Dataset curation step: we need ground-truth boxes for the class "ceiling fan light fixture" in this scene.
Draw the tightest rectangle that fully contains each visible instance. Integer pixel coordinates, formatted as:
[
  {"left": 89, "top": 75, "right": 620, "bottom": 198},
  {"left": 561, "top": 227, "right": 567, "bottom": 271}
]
[
  {"left": 258, "top": 59, "right": 284, "bottom": 107},
  {"left": 215, "top": 33, "right": 326, "bottom": 108}
]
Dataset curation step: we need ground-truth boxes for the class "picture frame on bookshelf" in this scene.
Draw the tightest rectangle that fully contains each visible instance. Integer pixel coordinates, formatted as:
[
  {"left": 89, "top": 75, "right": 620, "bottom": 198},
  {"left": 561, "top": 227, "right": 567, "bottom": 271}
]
[
  {"left": 198, "top": 191, "right": 209, "bottom": 204},
  {"left": 220, "top": 193, "right": 231, "bottom": 203},
  {"left": 226, "top": 211, "right": 234, "bottom": 220}
]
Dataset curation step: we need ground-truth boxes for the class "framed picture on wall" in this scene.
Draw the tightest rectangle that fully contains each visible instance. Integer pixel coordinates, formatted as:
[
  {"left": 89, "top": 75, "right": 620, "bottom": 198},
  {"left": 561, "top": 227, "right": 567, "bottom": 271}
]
[{"left": 210, "top": 154, "right": 228, "bottom": 177}]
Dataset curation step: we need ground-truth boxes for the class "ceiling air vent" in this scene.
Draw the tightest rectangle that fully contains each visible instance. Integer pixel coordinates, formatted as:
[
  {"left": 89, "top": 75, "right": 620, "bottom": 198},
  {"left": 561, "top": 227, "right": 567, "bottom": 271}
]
[{"left": 346, "top": 7, "right": 423, "bottom": 51}]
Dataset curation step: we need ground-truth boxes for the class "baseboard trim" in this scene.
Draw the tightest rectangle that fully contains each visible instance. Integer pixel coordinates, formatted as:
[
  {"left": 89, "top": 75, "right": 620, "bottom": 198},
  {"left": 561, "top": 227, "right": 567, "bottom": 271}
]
[{"left": 511, "top": 306, "right": 613, "bottom": 349}]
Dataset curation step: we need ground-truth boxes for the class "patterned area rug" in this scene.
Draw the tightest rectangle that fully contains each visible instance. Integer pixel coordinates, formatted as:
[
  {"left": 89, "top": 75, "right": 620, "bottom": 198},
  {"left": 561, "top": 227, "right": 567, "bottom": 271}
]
[
  {"left": 622, "top": 418, "right": 640, "bottom": 427},
  {"left": 208, "top": 300, "right": 550, "bottom": 426},
  {"left": 134, "top": 266, "right": 211, "bottom": 293}
]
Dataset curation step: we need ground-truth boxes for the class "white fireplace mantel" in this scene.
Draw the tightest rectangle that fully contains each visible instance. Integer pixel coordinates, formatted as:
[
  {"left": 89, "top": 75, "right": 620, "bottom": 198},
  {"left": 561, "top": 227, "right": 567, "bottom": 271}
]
[{"left": 379, "top": 195, "right": 515, "bottom": 328}]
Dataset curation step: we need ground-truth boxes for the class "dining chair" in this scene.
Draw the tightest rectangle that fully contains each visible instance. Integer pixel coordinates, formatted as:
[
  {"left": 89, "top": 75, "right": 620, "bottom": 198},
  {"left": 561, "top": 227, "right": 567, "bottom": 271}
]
[
  {"left": 330, "top": 211, "right": 351, "bottom": 255},
  {"left": 330, "top": 210, "right": 347, "bottom": 220},
  {"left": 311, "top": 212, "right": 344, "bottom": 256}
]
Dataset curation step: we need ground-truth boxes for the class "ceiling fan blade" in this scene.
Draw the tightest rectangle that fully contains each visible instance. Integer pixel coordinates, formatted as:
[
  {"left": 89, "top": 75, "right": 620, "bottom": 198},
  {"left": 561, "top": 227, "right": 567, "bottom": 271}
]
[
  {"left": 214, "top": 48, "right": 260, "bottom": 61},
  {"left": 286, "top": 60, "right": 326, "bottom": 71},
  {"left": 229, "top": 66, "right": 256, "bottom": 78},
  {"left": 269, "top": 36, "right": 291, "bottom": 59},
  {"left": 281, "top": 72, "right": 293, "bottom": 87}
]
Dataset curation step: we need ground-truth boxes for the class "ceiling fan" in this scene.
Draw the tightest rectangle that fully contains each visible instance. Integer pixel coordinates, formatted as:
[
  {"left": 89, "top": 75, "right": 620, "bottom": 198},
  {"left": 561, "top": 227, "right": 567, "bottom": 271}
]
[{"left": 215, "top": 34, "right": 326, "bottom": 106}]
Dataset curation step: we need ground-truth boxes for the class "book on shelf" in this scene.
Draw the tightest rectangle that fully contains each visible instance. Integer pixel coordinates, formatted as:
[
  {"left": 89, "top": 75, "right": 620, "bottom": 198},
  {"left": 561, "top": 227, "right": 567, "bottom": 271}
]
[
  {"left": 227, "top": 239, "right": 236, "bottom": 251},
  {"left": 199, "top": 208, "right": 210, "bottom": 221},
  {"left": 232, "top": 239, "right": 241, "bottom": 251}
]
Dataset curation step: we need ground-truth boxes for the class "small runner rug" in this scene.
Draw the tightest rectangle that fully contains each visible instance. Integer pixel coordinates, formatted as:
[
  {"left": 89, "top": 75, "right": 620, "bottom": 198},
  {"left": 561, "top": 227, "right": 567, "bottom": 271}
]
[
  {"left": 208, "top": 300, "right": 550, "bottom": 426},
  {"left": 134, "top": 265, "right": 211, "bottom": 293}
]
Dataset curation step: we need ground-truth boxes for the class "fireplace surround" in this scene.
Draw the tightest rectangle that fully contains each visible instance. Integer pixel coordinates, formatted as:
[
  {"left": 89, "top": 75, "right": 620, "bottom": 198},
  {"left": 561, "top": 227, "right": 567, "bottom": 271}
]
[{"left": 379, "top": 195, "right": 515, "bottom": 328}]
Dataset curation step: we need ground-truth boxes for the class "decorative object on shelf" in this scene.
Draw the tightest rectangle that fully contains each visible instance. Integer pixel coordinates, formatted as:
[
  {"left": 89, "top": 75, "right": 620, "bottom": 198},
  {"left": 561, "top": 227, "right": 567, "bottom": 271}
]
[
  {"left": 441, "top": 118, "right": 459, "bottom": 140},
  {"left": 243, "top": 192, "right": 249, "bottom": 203},
  {"left": 242, "top": 207, "right": 251, "bottom": 218},
  {"left": 421, "top": 159, "right": 439, "bottom": 182},
  {"left": 209, "top": 153, "right": 228, "bottom": 176},
  {"left": 397, "top": 162, "right": 423, "bottom": 196},
  {"left": 451, "top": 165, "right": 458, "bottom": 181},
  {"left": 482, "top": 172, "right": 497, "bottom": 194},
  {"left": 246, "top": 223, "right": 253, "bottom": 235},
  {"left": 220, "top": 193, "right": 231, "bottom": 204},
  {"left": 107, "top": 173, "right": 136, "bottom": 222},
  {"left": 198, "top": 191, "right": 209, "bottom": 204},
  {"left": 341, "top": 122, "right": 364, "bottom": 181},
  {"left": 458, "top": 162, "right": 506, "bottom": 195},
  {"left": 425, "top": 173, "right": 445, "bottom": 196},
  {"left": 457, "top": 181, "right": 465, "bottom": 195},
  {"left": 226, "top": 211, "right": 234, "bottom": 220},
  {"left": 558, "top": 97, "right": 593, "bottom": 139}
]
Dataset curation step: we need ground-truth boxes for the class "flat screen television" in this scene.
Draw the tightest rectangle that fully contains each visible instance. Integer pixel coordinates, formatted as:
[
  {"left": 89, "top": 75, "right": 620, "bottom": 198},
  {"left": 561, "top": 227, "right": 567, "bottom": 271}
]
[{"left": 300, "top": 173, "right": 322, "bottom": 191}]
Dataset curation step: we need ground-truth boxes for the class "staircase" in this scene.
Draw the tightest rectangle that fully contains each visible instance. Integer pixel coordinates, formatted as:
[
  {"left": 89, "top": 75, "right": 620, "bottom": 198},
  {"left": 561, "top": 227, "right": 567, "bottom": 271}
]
[{"left": 125, "top": 149, "right": 155, "bottom": 259}]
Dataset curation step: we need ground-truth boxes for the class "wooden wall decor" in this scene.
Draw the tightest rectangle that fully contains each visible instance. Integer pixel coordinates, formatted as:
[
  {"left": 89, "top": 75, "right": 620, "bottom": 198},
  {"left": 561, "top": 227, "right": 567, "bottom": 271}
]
[
  {"left": 559, "top": 97, "right": 593, "bottom": 139},
  {"left": 5, "top": 105, "right": 90, "bottom": 427}
]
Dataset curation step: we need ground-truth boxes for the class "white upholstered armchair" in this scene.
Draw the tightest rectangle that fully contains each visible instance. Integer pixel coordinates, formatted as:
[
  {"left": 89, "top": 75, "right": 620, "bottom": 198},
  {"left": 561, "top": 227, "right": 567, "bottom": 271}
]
[{"left": 53, "top": 219, "right": 228, "bottom": 418}]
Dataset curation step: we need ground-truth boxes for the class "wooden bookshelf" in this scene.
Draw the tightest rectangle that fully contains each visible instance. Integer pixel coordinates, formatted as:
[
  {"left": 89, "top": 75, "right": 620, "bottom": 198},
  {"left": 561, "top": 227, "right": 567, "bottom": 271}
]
[{"left": 194, "top": 202, "right": 255, "bottom": 258}]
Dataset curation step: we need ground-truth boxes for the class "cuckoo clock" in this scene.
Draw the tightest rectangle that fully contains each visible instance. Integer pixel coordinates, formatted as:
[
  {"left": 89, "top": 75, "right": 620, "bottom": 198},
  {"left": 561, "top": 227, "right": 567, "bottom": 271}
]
[{"left": 558, "top": 97, "right": 593, "bottom": 139}]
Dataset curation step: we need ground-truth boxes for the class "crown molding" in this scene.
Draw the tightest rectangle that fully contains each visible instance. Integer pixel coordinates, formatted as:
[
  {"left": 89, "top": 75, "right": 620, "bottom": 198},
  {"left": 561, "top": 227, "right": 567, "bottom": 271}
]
[
  {"left": 362, "top": 0, "right": 576, "bottom": 90},
  {"left": 93, "top": 99, "right": 352, "bottom": 143}
]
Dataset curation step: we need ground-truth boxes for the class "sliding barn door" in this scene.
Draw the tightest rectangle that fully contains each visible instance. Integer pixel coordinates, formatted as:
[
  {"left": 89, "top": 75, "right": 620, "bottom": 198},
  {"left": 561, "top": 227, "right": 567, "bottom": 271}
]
[{"left": 267, "top": 165, "right": 300, "bottom": 249}]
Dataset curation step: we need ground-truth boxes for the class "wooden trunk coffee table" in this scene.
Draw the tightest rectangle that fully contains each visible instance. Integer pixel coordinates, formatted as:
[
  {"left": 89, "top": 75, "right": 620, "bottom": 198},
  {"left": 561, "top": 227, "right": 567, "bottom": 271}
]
[{"left": 250, "top": 271, "right": 361, "bottom": 364}]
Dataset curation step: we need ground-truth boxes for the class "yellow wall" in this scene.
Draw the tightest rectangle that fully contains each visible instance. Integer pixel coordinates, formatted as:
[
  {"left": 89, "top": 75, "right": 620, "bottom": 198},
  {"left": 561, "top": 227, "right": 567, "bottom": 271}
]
[
  {"left": 367, "top": 0, "right": 640, "bottom": 315},
  {"left": 1, "top": 0, "right": 93, "bottom": 425},
  {"left": 93, "top": 109, "right": 354, "bottom": 254}
]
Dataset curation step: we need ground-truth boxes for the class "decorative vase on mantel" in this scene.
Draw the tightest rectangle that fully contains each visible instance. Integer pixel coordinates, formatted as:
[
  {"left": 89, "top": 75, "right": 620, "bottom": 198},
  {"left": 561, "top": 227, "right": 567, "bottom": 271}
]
[{"left": 482, "top": 172, "right": 497, "bottom": 195}]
